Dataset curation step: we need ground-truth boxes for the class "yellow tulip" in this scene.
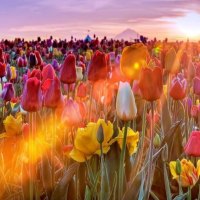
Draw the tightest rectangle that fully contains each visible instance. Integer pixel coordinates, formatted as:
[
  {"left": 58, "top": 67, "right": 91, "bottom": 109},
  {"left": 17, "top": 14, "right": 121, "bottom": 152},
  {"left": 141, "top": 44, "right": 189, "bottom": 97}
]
[
  {"left": 120, "top": 43, "right": 148, "bottom": 80},
  {"left": 10, "top": 66, "right": 17, "bottom": 80},
  {"left": 169, "top": 159, "right": 200, "bottom": 187},
  {"left": 116, "top": 82, "right": 137, "bottom": 121},
  {"left": 0, "top": 113, "right": 22, "bottom": 138},
  {"left": 163, "top": 84, "right": 168, "bottom": 97},
  {"left": 116, "top": 127, "right": 139, "bottom": 156},
  {"left": 86, "top": 49, "right": 93, "bottom": 61},
  {"left": 70, "top": 119, "right": 115, "bottom": 162}
]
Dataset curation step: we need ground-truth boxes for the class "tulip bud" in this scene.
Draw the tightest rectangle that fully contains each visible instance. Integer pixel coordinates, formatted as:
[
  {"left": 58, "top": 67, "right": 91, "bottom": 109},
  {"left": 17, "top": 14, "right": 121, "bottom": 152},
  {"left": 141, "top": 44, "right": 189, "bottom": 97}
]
[
  {"left": 116, "top": 82, "right": 137, "bottom": 121},
  {"left": 176, "top": 159, "right": 182, "bottom": 175},
  {"left": 153, "top": 133, "right": 161, "bottom": 148},
  {"left": 97, "top": 124, "right": 104, "bottom": 144}
]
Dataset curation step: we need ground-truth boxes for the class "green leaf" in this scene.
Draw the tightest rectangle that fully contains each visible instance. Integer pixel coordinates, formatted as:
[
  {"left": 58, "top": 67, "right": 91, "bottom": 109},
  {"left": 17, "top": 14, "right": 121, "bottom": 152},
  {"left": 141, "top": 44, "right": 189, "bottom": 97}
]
[
  {"left": 11, "top": 102, "right": 20, "bottom": 115},
  {"left": 122, "top": 170, "right": 142, "bottom": 200},
  {"left": 41, "top": 154, "right": 53, "bottom": 199},
  {"left": 51, "top": 162, "right": 79, "bottom": 200},
  {"left": 84, "top": 185, "right": 92, "bottom": 200},
  {"left": 161, "top": 95, "right": 172, "bottom": 135},
  {"left": 173, "top": 193, "right": 187, "bottom": 200}
]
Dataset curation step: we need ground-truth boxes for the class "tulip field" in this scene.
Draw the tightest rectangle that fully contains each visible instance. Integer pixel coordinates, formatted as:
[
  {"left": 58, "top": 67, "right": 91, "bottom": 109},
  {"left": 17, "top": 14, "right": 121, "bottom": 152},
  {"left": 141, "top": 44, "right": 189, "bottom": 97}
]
[{"left": 0, "top": 37, "right": 200, "bottom": 200}]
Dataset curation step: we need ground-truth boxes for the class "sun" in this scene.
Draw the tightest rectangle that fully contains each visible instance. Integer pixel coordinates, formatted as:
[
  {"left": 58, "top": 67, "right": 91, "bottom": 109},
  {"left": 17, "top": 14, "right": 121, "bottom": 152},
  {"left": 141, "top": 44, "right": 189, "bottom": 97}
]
[{"left": 174, "top": 12, "right": 200, "bottom": 39}]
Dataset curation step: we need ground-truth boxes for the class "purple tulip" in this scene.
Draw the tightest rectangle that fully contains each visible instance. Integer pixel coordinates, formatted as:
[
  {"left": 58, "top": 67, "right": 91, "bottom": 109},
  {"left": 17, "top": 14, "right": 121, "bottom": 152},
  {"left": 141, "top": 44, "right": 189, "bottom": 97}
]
[
  {"left": 1, "top": 83, "right": 15, "bottom": 102},
  {"left": 22, "top": 74, "right": 28, "bottom": 85},
  {"left": 6, "top": 64, "right": 11, "bottom": 81},
  {"left": 52, "top": 59, "right": 60, "bottom": 71}
]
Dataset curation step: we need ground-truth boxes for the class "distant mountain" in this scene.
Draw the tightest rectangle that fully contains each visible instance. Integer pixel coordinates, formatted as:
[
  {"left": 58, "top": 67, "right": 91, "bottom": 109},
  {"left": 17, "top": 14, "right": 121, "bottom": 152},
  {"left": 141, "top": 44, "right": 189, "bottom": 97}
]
[{"left": 115, "top": 28, "right": 140, "bottom": 41}]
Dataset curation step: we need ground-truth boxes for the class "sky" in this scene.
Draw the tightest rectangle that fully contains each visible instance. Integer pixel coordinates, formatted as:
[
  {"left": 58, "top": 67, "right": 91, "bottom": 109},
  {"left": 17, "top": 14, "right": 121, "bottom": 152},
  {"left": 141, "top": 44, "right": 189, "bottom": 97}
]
[{"left": 0, "top": 0, "right": 200, "bottom": 40}]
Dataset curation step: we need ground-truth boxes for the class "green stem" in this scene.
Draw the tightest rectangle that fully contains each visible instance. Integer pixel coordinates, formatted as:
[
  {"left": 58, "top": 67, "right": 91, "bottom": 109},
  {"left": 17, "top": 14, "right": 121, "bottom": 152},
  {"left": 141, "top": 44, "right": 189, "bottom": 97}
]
[
  {"left": 187, "top": 187, "right": 191, "bottom": 200},
  {"left": 118, "top": 121, "right": 129, "bottom": 200},
  {"left": 100, "top": 143, "right": 104, "bottom": 200},
  {"left": 178, "top": 176, "right": 183, "bottom": 195},
  {"left": 163, "top": 162, "right": 172, "bottom": 200},
  {"left": 145, "top": 101, "right": 154, "bottom": 199}
]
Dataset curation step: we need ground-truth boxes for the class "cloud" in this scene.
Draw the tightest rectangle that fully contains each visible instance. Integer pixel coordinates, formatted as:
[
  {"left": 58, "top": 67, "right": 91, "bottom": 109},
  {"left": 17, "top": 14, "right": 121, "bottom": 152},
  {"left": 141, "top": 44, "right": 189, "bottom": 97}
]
[{"left": 0, "top": 0, "right": 200, "bottom": 39}]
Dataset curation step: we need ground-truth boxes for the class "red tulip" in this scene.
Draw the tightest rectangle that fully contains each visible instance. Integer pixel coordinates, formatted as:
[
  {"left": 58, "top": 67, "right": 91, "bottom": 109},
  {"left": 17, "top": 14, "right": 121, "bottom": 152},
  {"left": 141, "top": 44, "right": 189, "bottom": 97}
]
[
  {"left": 0, "top": 48, "right": 4, "bottom": 63},
  {"left": 59, "top": 54, "right": 77, "bottom": 84},
  {"left": 17, "top": 57, "right": 24, "bottom": 68},
  {"left": 181, "top": 51, "right": 190, "bottom": 69},
  {"left": 193, "top": 77, "right": 200, "bottom": 95},
  {"left": 28, "top": 69, "right": 42, "bottom": 80},
  {"left": 35, "top": 50, "right": 43, "bottom": 67},
  {"left": 21, "top": 77, "right": 42, "bottom": 112},
  {"left": 191, "top": 105, "right": 199, "bottom": 118},
  {"left": 195, "top": 64, "right": 200, "bottom": 78},
  {"left": 184, "top": 131, "right": 200, "bottom": 157},
  {"left": 62, "top": 98, "right": 82, "bottom": 127},
  {"left": 42, "top": 64, "right": 55, "bottom": 82},
  {"left": 79, "top": 55, "right": 85, "bottom": 63},
  {"left": 170, "top": 74, "right": 187, "bottom": 100},
  {"left": 4, "top": 53, "right": 10, "bottom": 64},
  {"left": 139, "top": 67, "right": 163, "bottom": 101},
  {"left": 63, "top": 144, "right": 73, "bottom": 153},
  {"left": 0, "top": 62, "right": 6, "bottom": 78},
  {"left": 88, "top": 50, "right": 108, "bottom": 82},
  {"left": 132, "top": 80, "right": 141, "bottom": 96},
  {"left": 42, "top": 76, "right": 63, "bottom": 108},
  {"left": 146, "top": 110, "right": 160, "bottom": 125},
  {"left": 76, "top": 82, "right": 88, "bottom": 99}
]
